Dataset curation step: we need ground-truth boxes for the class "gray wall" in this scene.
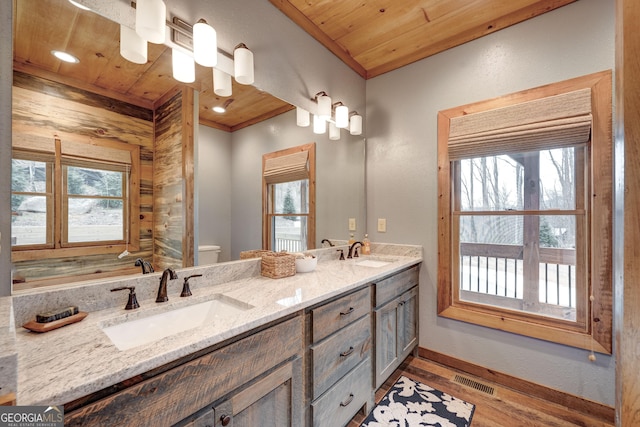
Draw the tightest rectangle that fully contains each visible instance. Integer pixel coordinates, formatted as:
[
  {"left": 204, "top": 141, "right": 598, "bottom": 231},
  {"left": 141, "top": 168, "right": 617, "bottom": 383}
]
[
  {"left": 228, "top": 109, "right": 366, "bottom": 260},
  {"left": 365, "top": 0, "right": 615, "bottom": 405},
  {"left": 196, "top": 125, "right": 232, "bottom": 263}
]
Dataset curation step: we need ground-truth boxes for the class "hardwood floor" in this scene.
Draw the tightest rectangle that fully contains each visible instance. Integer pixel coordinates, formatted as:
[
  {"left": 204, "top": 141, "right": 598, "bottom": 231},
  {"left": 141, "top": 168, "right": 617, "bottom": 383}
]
[{"left": 348, "top": 356, "right": 614, "bottom": 427}]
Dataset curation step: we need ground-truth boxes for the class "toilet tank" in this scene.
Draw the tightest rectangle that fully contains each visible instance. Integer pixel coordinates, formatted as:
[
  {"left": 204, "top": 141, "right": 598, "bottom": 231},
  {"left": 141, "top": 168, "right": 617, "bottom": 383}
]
[{"left": 198, "top": 245, "right": 221, "bottom": 265}]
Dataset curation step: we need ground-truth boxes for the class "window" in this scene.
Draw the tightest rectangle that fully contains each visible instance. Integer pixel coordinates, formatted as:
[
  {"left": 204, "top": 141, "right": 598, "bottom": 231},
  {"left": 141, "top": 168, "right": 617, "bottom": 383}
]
[
  {"left": 262, "top": 143, "right": 316, "bottom": 252},
  {"left": 11, "top": 138, "right": 140, "bottom": 259},
  {"left": 437, "top": 71, "right": 612, "bottom": 354}
]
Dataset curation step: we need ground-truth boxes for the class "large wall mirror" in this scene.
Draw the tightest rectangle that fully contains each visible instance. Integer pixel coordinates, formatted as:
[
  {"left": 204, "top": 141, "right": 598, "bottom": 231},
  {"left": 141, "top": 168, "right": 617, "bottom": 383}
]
[{"left": 10, "top": 0, "right": 365, "bottom": 290}]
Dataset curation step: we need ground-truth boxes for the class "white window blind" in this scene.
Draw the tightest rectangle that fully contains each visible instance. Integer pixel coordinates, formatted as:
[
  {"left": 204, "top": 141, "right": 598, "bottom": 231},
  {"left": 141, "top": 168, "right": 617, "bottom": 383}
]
[
  {"left": 263, "top": 150, "right": 310, "bottom": 184},
  {"left": 448, "top": 88, "right": 592, "bottom": 160}
]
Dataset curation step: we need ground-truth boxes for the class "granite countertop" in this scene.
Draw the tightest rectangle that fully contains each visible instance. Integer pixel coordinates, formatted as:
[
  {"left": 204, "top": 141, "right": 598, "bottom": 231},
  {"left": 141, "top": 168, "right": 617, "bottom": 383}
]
[{"left": 10, "top": 245, "right": 422, "bottom": 407}]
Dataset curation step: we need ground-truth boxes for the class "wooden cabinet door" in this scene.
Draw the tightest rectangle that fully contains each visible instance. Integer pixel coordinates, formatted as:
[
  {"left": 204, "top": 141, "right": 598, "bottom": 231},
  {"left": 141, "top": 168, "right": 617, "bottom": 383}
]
[
  {"left": 374, "top": 296, "right": 400, "bottom": 389},
  {"left": 398, "top": 286, "right": 418, "bottom": 359},
  {"left": 229, "top": 358, "right": 302, "bottom": 427}
]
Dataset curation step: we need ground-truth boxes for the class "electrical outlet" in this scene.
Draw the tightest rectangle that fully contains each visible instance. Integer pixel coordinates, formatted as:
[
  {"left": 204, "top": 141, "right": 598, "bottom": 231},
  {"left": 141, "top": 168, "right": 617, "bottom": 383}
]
[
  {"left": 348, "top": 218, "right": 356, "bottom": 231},
  {"left": 377, "top": 218, "right": 387, "bottom": 232}
]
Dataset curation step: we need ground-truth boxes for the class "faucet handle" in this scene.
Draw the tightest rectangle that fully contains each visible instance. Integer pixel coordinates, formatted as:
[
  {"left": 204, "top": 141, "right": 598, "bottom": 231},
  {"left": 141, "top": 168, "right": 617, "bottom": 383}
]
[
  {"left": 181, "top": 274, "right": 203, "bottom": 297},
  {"left": 111, "top": 286, "right": 140, "bottom": 310},
  {"left": 337, "top": 249, "right": 345, "bottom": 260}
]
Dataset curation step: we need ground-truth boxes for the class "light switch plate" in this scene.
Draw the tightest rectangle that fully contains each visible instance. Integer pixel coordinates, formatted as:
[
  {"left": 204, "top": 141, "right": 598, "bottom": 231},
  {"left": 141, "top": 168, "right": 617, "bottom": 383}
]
[
  {"left": 377, "top": 218, "right": 387, "bottom": 232},
  {"left": 348, "top": 218, "right": 356, "bottom": 231}
]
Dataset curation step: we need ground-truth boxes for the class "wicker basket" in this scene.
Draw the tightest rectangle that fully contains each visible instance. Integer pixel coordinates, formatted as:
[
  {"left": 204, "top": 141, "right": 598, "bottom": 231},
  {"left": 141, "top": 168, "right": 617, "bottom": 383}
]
[
  {"left": 240, "top": 249, "right": 271, "bottom": 260},
  {"left": 261, "top": 251, "right": 296, "bottom": 279}
]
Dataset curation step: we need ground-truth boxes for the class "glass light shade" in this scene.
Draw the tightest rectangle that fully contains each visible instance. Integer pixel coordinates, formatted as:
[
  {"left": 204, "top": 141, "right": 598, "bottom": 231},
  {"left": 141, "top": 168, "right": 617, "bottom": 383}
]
[
  {"left": 296, "top": 107, "right": 310, "bottom": 127},
  {"left": 213, "top": 68, "right": 232, "bottom": 97},
  {"left": 313, "top": 115, "right": 326, "bottom": 134},
  {"left": 193, "top": 21, "right": 217, "bottom": 67},
  {"left": 172, "top": 48, "right": 195, "bottom": 83},
  {"left": 350, "top": 114, "right": 363, "bottom": 135},
  {"left": 317, "top": 94, "right": 332, "bottom": 120},
  {"left": 120, "top": 25, "right": 147, "bottom": 64},
  {"left": 135, "top": 0, "right": 166, "bottom": 44},
  {"left": 234, "top": 45, "right": 254, "bottom": 85},
  {"left": 335, "top": 104, "right": 349, "bottom": 128},
  {"left": 329, "top": 122, "right": 341, "bottom": 140}
]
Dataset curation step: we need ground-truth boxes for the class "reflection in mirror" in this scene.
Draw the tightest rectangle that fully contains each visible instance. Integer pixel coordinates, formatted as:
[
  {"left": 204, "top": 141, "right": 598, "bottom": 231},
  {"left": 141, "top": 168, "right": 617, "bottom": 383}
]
[{"left": 11, "top": 0, "right": 365, "bottom": 291}]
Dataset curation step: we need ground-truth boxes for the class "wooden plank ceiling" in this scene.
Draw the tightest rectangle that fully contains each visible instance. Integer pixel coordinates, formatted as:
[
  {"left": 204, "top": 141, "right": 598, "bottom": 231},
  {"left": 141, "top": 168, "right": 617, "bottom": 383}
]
[
  {"left": 13, "top": 0, "right": 576, "bottom": 131},
  {"left": 270, "top": 0, "right": 577, "bottom": 79}
]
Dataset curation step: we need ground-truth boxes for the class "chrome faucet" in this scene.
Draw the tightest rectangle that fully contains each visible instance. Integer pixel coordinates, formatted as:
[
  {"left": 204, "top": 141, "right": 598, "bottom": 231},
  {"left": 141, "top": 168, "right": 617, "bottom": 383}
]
[
  {"left": 156, "top": 268, "right": 177, "bottom": 303},
  {"left": 135, "top": 258, "right": 154, "bottom": 274},
  {"left": 347, "top": 241, "right": 363, "bottom": 259}
]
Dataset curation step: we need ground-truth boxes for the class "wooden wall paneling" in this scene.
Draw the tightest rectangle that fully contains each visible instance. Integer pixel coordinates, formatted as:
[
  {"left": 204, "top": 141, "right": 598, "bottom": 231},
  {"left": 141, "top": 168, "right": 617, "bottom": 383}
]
[
  {"left": 182, "top": 87, "right": 195, "bottom": 268},
  {"left": 153, "top": 90, "right": 186, "bottom": 270},
  {"left": 616, "top": 0, "right": 640, "bottom": 425},
  {"left": 11, "top": 72, "right": 154, "bottom": 288}
]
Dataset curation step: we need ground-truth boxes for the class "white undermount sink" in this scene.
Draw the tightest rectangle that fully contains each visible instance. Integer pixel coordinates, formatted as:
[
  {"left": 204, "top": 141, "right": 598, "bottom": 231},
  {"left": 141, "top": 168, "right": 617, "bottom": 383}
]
[
  {"left": 354, "top": 256, "right": 397, "bottom": 268},
  {"left": 101, "top": 295, "right": 253, "bottom": 351}
]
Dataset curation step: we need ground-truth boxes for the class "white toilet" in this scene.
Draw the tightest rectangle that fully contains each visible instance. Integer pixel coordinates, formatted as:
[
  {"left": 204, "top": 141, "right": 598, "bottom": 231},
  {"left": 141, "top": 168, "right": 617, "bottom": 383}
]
[{"left": 198, "top": 245, "right": 221, "bottom": 265}]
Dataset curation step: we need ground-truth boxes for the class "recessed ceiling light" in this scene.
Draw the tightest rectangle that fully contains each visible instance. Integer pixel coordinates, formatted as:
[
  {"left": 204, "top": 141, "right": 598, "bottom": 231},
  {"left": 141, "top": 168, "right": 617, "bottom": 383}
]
[
  {"left": 68, "top": 0, "right": 91, "bottom": 10},
  {"left": 213, "top": 106, "right": 226, "bottom": 113},
  {"left": 51, "top": 50, "right": 80, "bottom": 63}
]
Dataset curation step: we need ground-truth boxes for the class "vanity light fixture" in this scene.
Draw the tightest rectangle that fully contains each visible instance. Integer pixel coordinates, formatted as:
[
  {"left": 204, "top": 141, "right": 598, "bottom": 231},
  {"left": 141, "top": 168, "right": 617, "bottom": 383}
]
[
  {"left": 51, "top": 50, "right": 79, "bottom": 63},
  {"left": 120, "top": 25, "right": 147, "bottom": 64},
  {"left": 296, "top": 107, "right": 310, "bottom": 127},
  {"left": 234, "top": 43, "right": 254, "bottom": 85},
  {"left": 334, "top": 102, "right": 349, "bottom": 129},
  {"left": 313, "top": 114, "right": 327, "bottom": 134},
  {"left": 193, "top": 19, "right": 217, "bottom": 67},
  {"left": 135, "top": 0, "right": 166, "bottom": 44},
  {"left": 213, "top": 68, "right": 232, "bottom": 97},
  {"left": 315, "top": 91, "right": 332, "bottom": 120},
  {"left": 329, "top": 122, "right": 341, "bottom": 140},
  {"left": 172, "top": 48, "right": 195, "bottom": 83},
  {"left": 349, "top": 112, "right": 363, "bottom": 136}
]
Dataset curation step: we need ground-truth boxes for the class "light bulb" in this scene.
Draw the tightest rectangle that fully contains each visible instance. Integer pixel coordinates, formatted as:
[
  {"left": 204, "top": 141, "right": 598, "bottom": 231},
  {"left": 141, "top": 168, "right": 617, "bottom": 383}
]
[
  {"left": 234, "top": 44, "right": 254, "bottom": 85},
  {"left": 349, "top": 114, "right": 363, "bottom": 135},
  {"left": 193, "top": 20, "right": 217, "bottom": 67},
  {"left": 213, "top": 68, "right": 232, "bottom": 97},
  {"left": 313, "top": 115, "right": 326, "bottom": 134},
  {"left": 135, "top": 0, "right": 166, "bottom": 44},
  {"left": 335, "top": 104, "right": 349, "bottom": 128},
  {"left": 296, "top": 107, "right": 310, "bottom": 127},
  {"left": 317, "top": 94, "right": 332, "bottom": 120},
  {"left": 120, "top": 25, "right": 147, "bottom": 64},
  {"left": 172, "top": 48, "right": 195, "bottom": 83}
]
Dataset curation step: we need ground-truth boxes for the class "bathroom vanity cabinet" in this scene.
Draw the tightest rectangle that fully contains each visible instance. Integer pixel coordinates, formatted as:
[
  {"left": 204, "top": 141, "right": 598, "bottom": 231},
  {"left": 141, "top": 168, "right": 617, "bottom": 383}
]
[
  {"left": 64, "top": 316, "right": 304, "bottom": 427},
  {"left": 307, "top": 286, "right": 374, "bottom": 427},
  {"left": 374, "top": 266, "right": 419, "bottom": 389},
  {"left": 59, "top": 262, "right": 420, "bottom": 427}
]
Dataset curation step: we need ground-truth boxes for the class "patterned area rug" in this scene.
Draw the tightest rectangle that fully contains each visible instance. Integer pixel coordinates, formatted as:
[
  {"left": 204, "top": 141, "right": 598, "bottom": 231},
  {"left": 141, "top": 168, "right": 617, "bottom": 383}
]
[{"left": 360, "top": 376, "right": 475, "bottom": 427}]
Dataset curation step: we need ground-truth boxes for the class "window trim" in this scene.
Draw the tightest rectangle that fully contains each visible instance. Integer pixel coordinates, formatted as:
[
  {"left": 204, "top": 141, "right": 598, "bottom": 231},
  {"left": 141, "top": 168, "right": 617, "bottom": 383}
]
[
  {"left": 437, "top": 71, "right": 612, "bottom": 354},
  {"left": 11, "top": 138, "right": 140, "bottom": 261},
  {"left": 262, "top": 143, "right": 316, "bottom": 251}
]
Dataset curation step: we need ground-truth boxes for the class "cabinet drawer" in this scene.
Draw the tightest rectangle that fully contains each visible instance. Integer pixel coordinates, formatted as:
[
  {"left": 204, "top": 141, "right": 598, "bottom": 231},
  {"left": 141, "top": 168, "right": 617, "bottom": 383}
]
[
  {"left": 375, "top": 266, "right": 419, "bottom": 307},
  {"left": 311, "top": 314, "right": 371, "bottom": 399},
  {"left": 66, "top": 316, "right": 303, "bottom": 427},
  {"left": 312, "top": 286, "right": 371, "bottom": 342},
  {"left": 312, "top": 358, "right": 372, "bottom": 427}
]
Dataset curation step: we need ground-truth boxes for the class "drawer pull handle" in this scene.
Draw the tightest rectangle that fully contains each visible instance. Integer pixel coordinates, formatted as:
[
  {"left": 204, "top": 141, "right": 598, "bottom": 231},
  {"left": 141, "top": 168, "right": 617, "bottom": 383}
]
[
  {"left": 340, "top": 346, "right": 354, "bottom": 357},
  {"left": 340, "top": 307, "right": 354, "bottom": 316},
  {"left": 340, "top": 393, "right": 354, "bottom": 407}
]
